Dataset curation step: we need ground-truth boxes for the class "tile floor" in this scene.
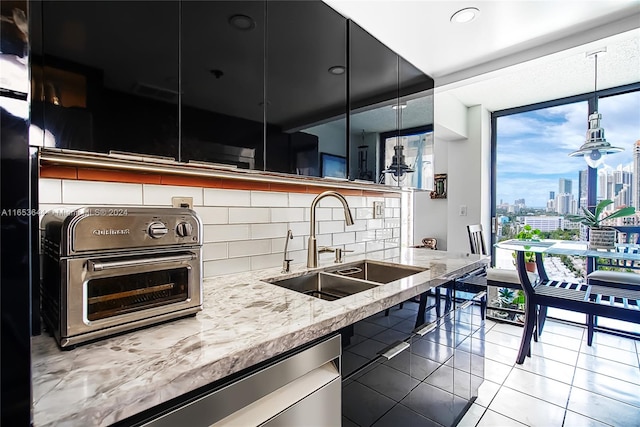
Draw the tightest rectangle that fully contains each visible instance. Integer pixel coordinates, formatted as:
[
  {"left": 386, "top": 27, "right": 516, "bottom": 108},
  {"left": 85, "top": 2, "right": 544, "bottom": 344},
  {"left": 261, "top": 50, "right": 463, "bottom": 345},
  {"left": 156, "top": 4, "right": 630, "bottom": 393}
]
[{"left": 341, "top": 298, "right": 640, "bottom": 427}]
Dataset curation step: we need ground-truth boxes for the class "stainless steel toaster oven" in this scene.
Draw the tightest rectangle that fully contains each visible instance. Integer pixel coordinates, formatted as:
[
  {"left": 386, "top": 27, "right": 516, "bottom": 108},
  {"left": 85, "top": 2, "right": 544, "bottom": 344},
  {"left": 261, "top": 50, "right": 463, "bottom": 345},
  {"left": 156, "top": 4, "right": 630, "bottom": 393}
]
[{"left": 41, "top": 207, "right": 203, "bottom": 348}]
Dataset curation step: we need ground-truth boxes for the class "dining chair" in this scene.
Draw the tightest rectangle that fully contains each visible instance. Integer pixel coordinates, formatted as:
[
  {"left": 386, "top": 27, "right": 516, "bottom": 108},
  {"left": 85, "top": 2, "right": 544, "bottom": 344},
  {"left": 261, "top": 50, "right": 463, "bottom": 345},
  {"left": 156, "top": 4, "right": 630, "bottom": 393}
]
[{"left": 513, "top": 251, "right": 640, "bottom": 363}]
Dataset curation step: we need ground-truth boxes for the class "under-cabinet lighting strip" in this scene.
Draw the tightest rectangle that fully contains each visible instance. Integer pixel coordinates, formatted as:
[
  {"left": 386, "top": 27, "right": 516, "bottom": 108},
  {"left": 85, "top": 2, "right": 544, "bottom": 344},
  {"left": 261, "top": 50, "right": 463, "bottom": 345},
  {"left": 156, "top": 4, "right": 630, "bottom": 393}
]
[{"left": 39, "top": 149, "right": 404, "bottom": 193}]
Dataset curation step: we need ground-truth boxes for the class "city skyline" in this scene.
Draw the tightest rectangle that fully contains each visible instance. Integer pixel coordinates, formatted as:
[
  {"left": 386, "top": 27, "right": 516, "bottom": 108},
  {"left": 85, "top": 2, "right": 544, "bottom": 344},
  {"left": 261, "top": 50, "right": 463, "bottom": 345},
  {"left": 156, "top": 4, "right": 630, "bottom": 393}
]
[{"left": 496, "top": 91, "right": 640, "bottom": 208}]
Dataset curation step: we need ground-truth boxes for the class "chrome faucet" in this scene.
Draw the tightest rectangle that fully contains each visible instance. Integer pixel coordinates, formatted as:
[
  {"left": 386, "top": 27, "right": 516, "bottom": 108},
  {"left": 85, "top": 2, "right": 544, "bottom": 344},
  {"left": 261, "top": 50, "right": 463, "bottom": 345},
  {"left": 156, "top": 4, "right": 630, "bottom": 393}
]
[
  {"left": 282, "top": 229, "right": 293, "bottom": 273},
  {"left": 307, "top": 191, "right": 354, "bottom": 268}
]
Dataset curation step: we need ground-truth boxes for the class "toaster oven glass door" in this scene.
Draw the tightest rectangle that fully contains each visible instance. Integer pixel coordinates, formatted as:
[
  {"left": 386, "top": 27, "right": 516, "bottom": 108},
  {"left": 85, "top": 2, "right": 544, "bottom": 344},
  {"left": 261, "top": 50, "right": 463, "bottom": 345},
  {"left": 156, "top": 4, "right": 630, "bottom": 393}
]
[{"left": 86, "top": 267, "right": 189, "bottom": 321}]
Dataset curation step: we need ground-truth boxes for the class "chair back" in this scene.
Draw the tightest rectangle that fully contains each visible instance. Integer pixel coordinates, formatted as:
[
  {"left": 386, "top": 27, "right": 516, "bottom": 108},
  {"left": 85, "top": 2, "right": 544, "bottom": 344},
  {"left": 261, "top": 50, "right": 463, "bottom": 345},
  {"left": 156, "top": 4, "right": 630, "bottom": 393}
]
[{"left": 467, "top": 224, "right": 487, "bottom": 255}]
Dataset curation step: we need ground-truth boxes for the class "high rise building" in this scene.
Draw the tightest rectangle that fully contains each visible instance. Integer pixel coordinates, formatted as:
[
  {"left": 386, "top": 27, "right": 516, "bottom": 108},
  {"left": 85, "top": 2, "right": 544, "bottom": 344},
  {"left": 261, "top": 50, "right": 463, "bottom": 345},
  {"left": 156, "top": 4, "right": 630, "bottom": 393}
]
[
  {"left": 634, "top": 140, "right": 640, "bottom": 210},
  {"left": 549, "top": 191, "right": 555, "bottom": 200},
  {"left": 578, "top": 170, "right": 588, "bottom": 210},
  {"left": 556, "top": 193, "right": 573, "bottom": 215},
  {"left": 559, "top": 178, "right": 572, "bottom": 195}
]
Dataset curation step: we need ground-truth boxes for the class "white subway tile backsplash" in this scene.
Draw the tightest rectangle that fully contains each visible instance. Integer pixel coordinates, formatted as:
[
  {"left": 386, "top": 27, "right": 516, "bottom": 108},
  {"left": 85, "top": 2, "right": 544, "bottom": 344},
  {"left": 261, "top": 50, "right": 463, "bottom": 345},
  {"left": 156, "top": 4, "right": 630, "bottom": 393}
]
[
  {"left": 386, "top": 197, "right": 400, "bottom": 208},
  {"left": 203, "top": 242, "right": 228, "bottom": 261},
  {"left": 204, "top": 257, "right": 250, "bottom": 277},
  {"left": 349, "top": 219, "right": 368, "bottom": 232},
  {"left": 332, "top": 232, "right": 355, "bottom": 245},
  {"left": 345, "top": 242, "right": 366, "bottom": 255},
  {"left": 204, "top": 224, "right": 250, "bottom": 242},
  {"left": 43, "top": 177, "right": 400, "bottom": 278},
  {"left": 356, "top": 208, "right": 373, "bottom": 220},
  {"left": 229, "top": 239, "right": 272, "bottom": 258},
  {"left": 250, "top": 253, "right": 282, "bottom": 271},
  {"left": 270, "top": 207, "right": 304, "bottom": 223},
  {"left": 356, "top": 230, "right": 377, "bottom": 242},
  {"left": 250, "top": 222, "right": 288, "bottom": 239},
  {"left": 62, "top": 180, "right": 143, "bottom": 205},
  {"left": 304, "top": 207, "right": 332, "bottom": 221},
  {"left": 288, "top": 193, "right": 316, "bottom": 207},
  {"left": 345, "top": 196, "right": 367, "bottom": 208},
  {"left": 143, "top": 184, "right": 203, "bottom": 206},
  {"left": 39, "top": 179, "right": 62, "bottom": 204},
  {"left": 384, "top": 247, "right": 400, "bottom": 258},
  {"left": 229, "top": 207, "right": 270, "bottom": 224},
  {"left": 288, "top": 221, "right": 310, "bottom": 237},
  {"left": 367, "top": 218, "right": 383, "bottom": 229},
  {"left": 251, "top": 191, "right": 289, "bottom": 207},
  {"left": 318, "top": 220, "right": 344, "bottom": 234},
  {"left": 271, "top": 236, "right": 304, "bottom": 253},
  {"left": 204, "top": 188, "right": 250, "bottom": 207},
  {"left": 194, "top": 207, "right": 229, "bottom": 224},
  {"left": 366, "top": 240, "right": 385, "bottom": 252}
]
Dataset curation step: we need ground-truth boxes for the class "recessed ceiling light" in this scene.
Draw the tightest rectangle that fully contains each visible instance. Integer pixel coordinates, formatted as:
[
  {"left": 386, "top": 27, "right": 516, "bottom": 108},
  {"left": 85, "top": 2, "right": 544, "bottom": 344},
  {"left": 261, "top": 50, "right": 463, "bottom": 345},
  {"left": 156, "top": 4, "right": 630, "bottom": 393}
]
[
  {"left": 229, "top": 14, "right": 256, "bottom": 31},
  {"left": 328, "top": 65, "right": 346, "bottom": 75},
  {"left": 450, "top": 7, "right": 479, "bottom": 24}
]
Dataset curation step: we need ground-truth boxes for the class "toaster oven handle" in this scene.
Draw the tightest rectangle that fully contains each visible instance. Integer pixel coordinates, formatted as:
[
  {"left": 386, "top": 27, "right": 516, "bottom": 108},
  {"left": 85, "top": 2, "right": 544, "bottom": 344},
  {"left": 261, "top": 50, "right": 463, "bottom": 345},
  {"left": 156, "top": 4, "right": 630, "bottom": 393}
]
[{"left": 88, "top": 253, "right": 196, "bottom": 271}]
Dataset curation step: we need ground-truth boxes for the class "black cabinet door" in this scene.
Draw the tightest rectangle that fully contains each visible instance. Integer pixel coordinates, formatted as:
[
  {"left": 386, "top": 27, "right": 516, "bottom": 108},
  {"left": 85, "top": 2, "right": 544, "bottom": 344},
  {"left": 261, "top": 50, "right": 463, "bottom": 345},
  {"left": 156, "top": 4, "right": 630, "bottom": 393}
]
[
  {"left": 33, "top": 1, "right": 180, "bottom": 159},
  {"left": 265, "top": 0, "right": 347, "bottom": 176},
  {"left": 181, "top": 1, "right": 265, "bottom": 168}
]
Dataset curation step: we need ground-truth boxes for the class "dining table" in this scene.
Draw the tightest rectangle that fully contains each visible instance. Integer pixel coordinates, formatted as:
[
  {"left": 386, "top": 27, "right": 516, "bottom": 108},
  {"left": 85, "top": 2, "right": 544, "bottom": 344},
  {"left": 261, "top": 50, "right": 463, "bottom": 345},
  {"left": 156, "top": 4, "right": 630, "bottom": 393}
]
[{"left": 494, "top": 239, "right": 640, "bottom": 363}]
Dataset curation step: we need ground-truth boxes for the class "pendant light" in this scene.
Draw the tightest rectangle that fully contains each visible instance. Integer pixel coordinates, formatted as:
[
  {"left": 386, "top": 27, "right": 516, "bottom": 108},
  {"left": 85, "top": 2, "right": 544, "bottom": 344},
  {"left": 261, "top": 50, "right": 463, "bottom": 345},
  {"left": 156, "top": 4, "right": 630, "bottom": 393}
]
[
  {"left": 569, "top": 48, "right": 623, "bottom": 168},
  {"left": 381, "top": 144, "right": 414, "bottom": 182}
]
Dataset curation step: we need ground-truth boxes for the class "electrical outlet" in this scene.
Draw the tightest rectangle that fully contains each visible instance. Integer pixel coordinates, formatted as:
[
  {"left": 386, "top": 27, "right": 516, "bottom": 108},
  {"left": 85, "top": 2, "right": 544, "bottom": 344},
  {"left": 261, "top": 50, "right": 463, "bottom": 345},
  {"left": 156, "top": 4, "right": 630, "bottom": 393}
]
[
  {"left": 459, "top": 205, "right": 467, "bottom": 216},
  {"left": 172, "top": 196, "right": 193, "bottom": 209},
  {"left": 373, "top": 201, "right": 385, "bottom": 218}
]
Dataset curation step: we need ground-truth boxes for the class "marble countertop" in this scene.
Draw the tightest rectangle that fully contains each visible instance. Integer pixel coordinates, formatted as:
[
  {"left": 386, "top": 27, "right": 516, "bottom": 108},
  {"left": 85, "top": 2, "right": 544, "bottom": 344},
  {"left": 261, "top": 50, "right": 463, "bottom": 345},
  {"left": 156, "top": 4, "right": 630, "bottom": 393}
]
[{"left": 31, "top": 248, "right": 487, "bottom": 426}]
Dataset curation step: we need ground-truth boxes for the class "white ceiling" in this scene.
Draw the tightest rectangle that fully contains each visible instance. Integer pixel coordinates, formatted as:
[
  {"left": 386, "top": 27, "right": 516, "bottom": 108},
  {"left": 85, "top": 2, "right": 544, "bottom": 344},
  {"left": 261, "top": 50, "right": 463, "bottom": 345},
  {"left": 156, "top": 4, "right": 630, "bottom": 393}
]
[{"left": 324, "top": 0, "right": 640, "bottom": 112}]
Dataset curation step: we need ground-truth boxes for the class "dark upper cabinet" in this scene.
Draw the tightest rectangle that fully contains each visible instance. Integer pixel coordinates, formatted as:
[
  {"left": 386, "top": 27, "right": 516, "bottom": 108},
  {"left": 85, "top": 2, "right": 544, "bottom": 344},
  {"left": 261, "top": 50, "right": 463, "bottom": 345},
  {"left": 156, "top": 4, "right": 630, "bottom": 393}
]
[
  {"left": 181, "top": 1, "right": 265, "bottom": 168},
  {"left": 265, "top": 0, "right": 347, "bottom": 176},
  {"left": 32, "top": 1, "right": 180, "bottom": 159},
  {"left": 29, "top": 0, "right": 432, "bottom": 185}
]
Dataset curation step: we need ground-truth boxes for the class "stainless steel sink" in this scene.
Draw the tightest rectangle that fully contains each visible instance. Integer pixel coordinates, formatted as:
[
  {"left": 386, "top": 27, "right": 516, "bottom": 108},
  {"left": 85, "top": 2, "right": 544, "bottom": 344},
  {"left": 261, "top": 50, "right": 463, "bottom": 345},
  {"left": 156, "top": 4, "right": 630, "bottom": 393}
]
[
  {"left": 324, "top": 260, "right": 427, "bottom": 284},
  {"left": 265, "top": 260, "right": 427, "bottom": 301},
  {"left": 264, "top": 272, "right": 379, "bottom": 301}
]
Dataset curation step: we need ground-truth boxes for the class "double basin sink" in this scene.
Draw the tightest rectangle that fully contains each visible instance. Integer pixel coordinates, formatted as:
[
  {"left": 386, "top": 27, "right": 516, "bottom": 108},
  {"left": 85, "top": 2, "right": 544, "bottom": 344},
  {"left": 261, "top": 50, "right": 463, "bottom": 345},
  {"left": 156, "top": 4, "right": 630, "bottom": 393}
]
[{"left": 263, "top": 260, "right": 428, "bottom": 301}]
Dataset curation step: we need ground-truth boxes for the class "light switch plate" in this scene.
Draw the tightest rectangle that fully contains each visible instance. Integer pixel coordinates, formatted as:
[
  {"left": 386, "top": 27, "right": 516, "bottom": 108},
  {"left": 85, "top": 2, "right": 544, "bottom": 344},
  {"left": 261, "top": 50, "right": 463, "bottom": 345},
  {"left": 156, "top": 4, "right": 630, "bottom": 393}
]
[
  {"left": 172, "top": 196, "right": 193, "bottom": 209},
  {"left": 373, "top": 201, "right": 385, "bottom": 218},
  {"left": 459, "top": 205, "right": 467, "bottom": 216}
]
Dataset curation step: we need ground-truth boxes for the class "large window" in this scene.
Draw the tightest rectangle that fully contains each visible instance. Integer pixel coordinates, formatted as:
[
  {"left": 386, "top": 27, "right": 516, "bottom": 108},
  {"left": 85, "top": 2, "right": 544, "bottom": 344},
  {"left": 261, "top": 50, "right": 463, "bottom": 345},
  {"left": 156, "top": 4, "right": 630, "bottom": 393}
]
[{"left": 492, "top": 85, "right": 640, "bottom": 332}]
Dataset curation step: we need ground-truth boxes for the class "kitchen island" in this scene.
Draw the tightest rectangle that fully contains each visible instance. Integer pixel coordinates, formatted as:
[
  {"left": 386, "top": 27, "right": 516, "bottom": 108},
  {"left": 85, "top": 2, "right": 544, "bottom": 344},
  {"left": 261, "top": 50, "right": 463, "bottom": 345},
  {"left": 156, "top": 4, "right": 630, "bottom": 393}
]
[{"left": 31, "top": 248, "right": 487, "bottom": 426}]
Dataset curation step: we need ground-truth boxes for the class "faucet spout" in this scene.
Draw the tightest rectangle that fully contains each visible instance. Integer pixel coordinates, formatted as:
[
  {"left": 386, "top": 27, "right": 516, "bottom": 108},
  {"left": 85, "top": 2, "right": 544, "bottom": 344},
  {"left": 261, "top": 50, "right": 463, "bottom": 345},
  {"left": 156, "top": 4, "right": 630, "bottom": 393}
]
[{"left": 307, "top": 191, "right": 354, "bottom": 268}]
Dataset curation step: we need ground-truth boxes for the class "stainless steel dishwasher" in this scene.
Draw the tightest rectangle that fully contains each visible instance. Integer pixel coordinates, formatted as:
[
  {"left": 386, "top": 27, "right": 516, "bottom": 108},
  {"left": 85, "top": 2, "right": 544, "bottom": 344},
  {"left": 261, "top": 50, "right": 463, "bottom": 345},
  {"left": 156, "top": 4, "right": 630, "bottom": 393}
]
[{"left": 141, "top": 334, "right": 341, "bottom": 427}]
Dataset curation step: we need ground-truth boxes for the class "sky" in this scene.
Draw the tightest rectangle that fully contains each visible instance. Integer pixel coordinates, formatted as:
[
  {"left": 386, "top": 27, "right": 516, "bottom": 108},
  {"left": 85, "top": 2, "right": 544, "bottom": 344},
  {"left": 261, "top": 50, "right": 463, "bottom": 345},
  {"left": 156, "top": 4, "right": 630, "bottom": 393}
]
[{"left": 496, "top": 90, "right": 640, "bottom": 208}]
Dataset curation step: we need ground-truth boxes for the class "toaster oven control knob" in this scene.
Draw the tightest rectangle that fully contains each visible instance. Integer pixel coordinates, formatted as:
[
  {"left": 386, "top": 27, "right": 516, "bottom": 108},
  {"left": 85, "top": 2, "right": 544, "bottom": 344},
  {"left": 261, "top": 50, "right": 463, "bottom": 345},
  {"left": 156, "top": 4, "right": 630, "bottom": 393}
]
[
  {"left": 176, "top": 221, "right": 193, "bottom": 237},
  {"left": 148, "top": 221, "right": 169, "bottom": 238}
]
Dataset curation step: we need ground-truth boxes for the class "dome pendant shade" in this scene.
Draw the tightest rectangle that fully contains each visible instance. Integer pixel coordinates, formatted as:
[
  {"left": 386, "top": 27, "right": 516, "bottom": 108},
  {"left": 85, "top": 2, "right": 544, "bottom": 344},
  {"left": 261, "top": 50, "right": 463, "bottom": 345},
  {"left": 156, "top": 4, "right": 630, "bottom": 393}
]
[
  {"left": 568, "top": 112, "right": 623, "bottom": 168},
  {"left": 382, "top": 145, "right": 414, "bottom": 177}
]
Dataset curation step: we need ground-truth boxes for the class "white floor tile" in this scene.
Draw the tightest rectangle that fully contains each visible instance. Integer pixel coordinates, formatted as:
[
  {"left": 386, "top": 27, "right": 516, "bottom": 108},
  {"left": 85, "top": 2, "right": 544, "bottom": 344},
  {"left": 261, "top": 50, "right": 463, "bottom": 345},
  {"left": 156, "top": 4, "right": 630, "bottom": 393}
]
[
  {"left": 568, "top": 387, "right": 639, "bottom": 426},
  {"left": 515, "top": 356, "right": 575, "bottom": 384},
  {"left": 503, "top": 369, "right": 571, "bottom": 407},
  {"left": 489, "top": 387, "right": 566, "bottom": 427},
  {"left": 457, "top": 403, "right": 485, "bottom": 427},
  {"left": 477, "top": 409, "right": 527, "bottom": 427}
]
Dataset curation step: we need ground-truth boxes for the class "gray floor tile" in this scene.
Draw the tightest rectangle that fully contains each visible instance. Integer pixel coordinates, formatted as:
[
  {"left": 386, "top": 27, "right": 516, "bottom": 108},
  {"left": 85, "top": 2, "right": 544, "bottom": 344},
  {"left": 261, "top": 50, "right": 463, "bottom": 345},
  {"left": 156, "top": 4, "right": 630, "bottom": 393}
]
[
  {"left": 572, "top": 367, "right": 640, "bottom": 408},
  {"left": 488, "top": 386, "right": 566, "bottom": 426},
  {"left": 371, "top": 328, "right": 411, "bottom": 345},
  {"left": 372, "top": 404, "right": 444, "bottom": 427},
  {"left": 579, "top": 340, "right": 640, "bottom": 366},
  {"left": 474, "top": 379, "right": 501, "bottom": 408},
  {"left": 349, "top": 338, "right": 388, "bottom": 360},
  {"left": 483, "top": 340, "right": 519, "bottom": 365},
  {"left": 444, "top": 348, "right": 484, "bottom": 377},
  {"left": 483, "top": 329, "right": 523, "bottom": 351},
  {"left": 529, "top": 340, "right": 579, "bottom": 366},
  {"left": 503, "top": 368, "right": 571, "bottom": 407},
  {"left": 343, "top": 351, "right": 371, "bottom": 378},
  {"left": 401, "top": 382, "right": 468, "bottom": 427},
  {"left": 483, "top": 358, "right": 513, "bottom": 384},
  {"left": 424, "top": 364, "right": 482, "bottom": 400},
  {"left": 476, "top": 409, "right": 527, "bottom": 427},
  {"left": 567, "top": 387, "right": 639, "bottom": 426},
  {"left": 515, "top": 356, "right": 575, "bottom": 384},
  {"left": 354, "top": 321, "right": 389, "bottom": 339},
  {"left": 536, "top": 329, "right": 582, "bottom": 351},
  {"left": 540, "top": 321, "right": 585, "bottom": 340},
  {"left": 457, "top": 403, "right": 485, "bottom": 427},
  {"left": 576, "top": 353, "right": 640, "bottom": 384},
  {"left": 342, "top": 381, "right": 396, "bottom": 427},
  {"left": 357, "top": 364, "right": 420, "bottom": 402},
  {"left": 563, "top": 410, "right": 613, "bottom": 427},
  {"left": 409, "top": 340, "right": 455, "bottom": 364}
]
